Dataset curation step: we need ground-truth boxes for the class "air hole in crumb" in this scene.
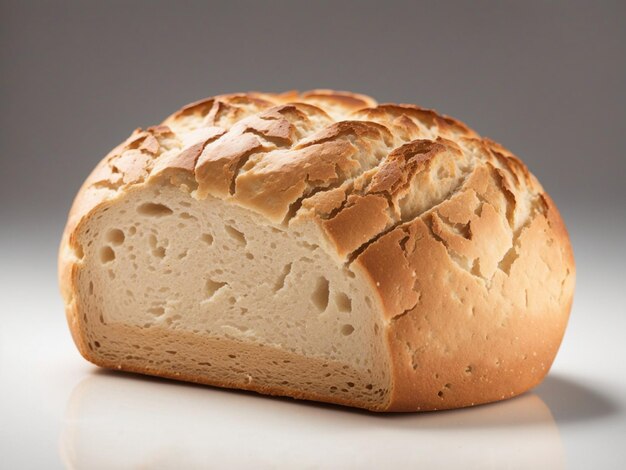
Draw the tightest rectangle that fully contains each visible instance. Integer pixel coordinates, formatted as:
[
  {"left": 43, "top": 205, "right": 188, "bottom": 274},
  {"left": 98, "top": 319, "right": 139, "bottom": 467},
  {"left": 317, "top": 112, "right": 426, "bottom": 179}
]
[
  {"left": 137, "top": 202, "right": 173, "bottom": 217},
  {"left": 128, "top": 226, "right": 137, "bottom": 235},
  {"left": 273, "top": 263, "right": 292, "bottom": 292},
  {"left": 299, "top": 241, "right": 319, "bottom": 251},
  {"left": 341, "top": 324, "right": 355, "bottom": 336},
  {"left": 94, "top": 341, "right": 101, "bottom": 348},
  {"left": 148, "top": 234, "right": 157, "bottom": 248},
  {"left": 206, "top": 279, "right": 227, "bottom": 299},
  {"left": 224, "top": 225, "right": 246, "bottom": 246},
  {"left": 311, "top": 277, "right": 329, "bottom": 312},
  {"left": 465, "top": 366, "right": 473, "bottom": 374},
  {"left": 88, "top": 281, "right": 94, "bottom": 295},
  {"left": 228, "top": 296, "right": 236, "bottom": 305},
  {"left": 245, "top": 252, "right": 254, "bottom": 260},
  {"left": 148, "top": 306, "right": 165, "bottom": 316},
  {"left": 99, "top": 246, "right": 115, "bottom": 263},
  {"left": 106, "top": 228, "right": 125, "bottom": 245},
  {"left": 335, "top": 292, "right": 352, "bottom": 312},
  {"left": 179, "top": 212, "right": 197, "bottom": 220},
  {"left": 438, "top": 391, "right": 444, "bottom": 398},
  {"left": 366, "top": 384, "right": 373, "bottom": 390},
  {"left": 152, "top": 246, "right": 166, "bottom": 258},
  {"left": 201, "top": 233, "right": 214, "bottom": 245}
]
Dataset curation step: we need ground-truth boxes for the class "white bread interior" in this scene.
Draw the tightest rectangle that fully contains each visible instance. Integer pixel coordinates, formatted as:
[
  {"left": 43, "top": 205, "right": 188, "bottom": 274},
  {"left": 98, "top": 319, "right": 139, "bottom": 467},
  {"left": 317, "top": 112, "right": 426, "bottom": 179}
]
[{"left": 72, "top": 183, "right": 391, "bottom": 408}]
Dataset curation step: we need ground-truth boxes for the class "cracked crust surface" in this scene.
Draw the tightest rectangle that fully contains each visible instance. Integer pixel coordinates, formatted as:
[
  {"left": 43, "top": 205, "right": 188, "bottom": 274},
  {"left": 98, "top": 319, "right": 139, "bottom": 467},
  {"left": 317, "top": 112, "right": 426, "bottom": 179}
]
[{"left": 59, "top": 89, "right": 575, "bottom": 411}]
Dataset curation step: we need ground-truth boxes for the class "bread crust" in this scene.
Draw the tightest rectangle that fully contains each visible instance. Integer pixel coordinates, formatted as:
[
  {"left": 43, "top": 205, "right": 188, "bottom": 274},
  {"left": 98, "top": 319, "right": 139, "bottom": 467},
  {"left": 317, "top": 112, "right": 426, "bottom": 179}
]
[{"left": 59, "top": 90, "right": 575, "bottom": 411}]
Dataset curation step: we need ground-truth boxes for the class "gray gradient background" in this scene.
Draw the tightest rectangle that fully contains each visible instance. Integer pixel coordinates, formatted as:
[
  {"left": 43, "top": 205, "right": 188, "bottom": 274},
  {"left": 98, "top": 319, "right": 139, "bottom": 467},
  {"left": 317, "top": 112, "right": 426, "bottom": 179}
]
[{"left": 1, "top": 1, "right": 625, "bottom": 468}]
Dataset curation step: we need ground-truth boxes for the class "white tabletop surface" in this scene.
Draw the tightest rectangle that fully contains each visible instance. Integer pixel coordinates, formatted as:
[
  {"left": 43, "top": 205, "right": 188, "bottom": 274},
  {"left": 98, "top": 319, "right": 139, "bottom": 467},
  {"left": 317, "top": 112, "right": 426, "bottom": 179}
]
[{"left": 1, "top": 212, "right": 625, "bottom": 469}]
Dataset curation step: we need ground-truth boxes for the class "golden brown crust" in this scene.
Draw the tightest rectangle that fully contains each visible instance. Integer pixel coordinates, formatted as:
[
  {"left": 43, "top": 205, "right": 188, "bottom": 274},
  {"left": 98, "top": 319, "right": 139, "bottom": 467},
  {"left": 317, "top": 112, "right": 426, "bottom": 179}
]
[
  {"left": 59, "top": 89, "right": 575, "bottom": 412},
  {"left": 351, "top": 140, "right": 575, "bottom": 410},
  {"left": 300, "top": 89, "right": 378, "bottom": 112}
]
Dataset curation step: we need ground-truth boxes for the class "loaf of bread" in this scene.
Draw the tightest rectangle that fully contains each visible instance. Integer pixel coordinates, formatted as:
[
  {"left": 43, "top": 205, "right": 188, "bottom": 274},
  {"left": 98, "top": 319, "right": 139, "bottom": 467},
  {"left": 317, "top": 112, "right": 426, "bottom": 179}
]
[{"left": 58, "top": 90, "right": 575, "bottom": 411}]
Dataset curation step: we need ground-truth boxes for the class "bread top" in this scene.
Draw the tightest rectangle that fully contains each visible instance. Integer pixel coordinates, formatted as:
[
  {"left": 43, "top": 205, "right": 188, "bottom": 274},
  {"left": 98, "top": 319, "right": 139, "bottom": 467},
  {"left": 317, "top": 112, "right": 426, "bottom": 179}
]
[
  {"left": 66, "top": 89, "right": 557, "bottom": 261},
  {"left": 67, "top": 90, "right": 505, "bottom": 230}
]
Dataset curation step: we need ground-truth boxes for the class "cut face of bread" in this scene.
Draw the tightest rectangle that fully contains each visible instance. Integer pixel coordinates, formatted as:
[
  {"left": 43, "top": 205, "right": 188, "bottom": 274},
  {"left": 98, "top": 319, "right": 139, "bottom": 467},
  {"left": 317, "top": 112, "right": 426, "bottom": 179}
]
[
  {"left": 59, "top": 90, "right": 575, "bottom": 411},
  {"left": 72, "top": 184, "right": 391, "bottom": 408}
]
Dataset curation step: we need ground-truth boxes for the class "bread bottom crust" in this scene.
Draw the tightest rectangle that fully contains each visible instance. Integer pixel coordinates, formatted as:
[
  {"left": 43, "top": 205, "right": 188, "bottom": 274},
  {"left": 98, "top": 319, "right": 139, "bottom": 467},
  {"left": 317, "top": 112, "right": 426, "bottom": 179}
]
[{"left": 71, "top": 314, "right": 392, "bottom": 411}]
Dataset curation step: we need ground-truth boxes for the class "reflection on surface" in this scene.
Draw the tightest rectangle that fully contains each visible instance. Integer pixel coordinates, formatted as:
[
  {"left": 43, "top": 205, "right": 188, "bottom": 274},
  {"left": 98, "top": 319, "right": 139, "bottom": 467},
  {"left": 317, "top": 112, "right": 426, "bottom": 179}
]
[
  {"left": 61, "top": 371, "right": 564, "bottom": 469},
  {"left": 535, "top": 375, "right": 619, "bottom": 424}
]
